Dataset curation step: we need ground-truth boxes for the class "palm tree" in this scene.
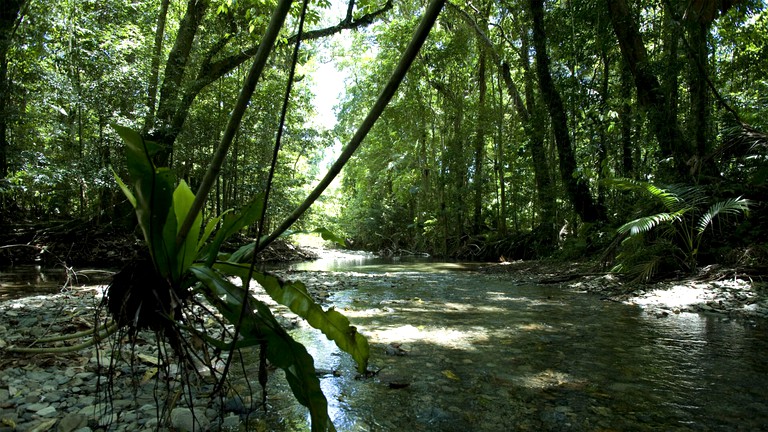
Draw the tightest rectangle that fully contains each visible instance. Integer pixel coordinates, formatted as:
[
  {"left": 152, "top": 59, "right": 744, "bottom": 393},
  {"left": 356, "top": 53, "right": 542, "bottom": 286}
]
[{"left": 611, "top": 179, "right": 751, "bottom": 281}]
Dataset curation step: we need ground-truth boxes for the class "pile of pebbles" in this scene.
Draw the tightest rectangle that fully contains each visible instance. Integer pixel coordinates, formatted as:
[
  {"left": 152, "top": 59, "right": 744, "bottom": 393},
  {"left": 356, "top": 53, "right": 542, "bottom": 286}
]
[
  {"left": 567, "top": 270, "right": 768, "bottom": 320},
  {"left": 484, "top": 260, "right": 768, "bottom": 320},
  {"left": 0, "top": 290, "right": 260, "bottom": 432}
]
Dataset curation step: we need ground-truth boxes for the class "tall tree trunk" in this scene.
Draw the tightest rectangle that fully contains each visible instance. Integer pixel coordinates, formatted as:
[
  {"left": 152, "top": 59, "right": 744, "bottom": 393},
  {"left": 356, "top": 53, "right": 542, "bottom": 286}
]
[
  {"left": 529, "top": 0, "right": 605, "bottom": 224},
  {"left": 683, "top": 11, "right": 722, "bottom": 180},
  {"left": 607, "top": 0, "right": 692, "bottom": 180},
  {"left": 472, "top": 47, "right": 487, "bottom": 235},
  {"left": 152, "top": 0, "right": 209, "bottom": 167},
  {"left": 596, "top": 49, "right": 610, "bottom": 210},
  {"left": 0, "top": 40, "right": 10, "bottom": 180},
  {"left": 495, "top": 72, "right": 507, "bottom": 236},
  {"left": 0, "top": 0, "right": 26, "bottom": 180},
  {"left": 142, "top": 0, "right": 170, "bottom": 135},
  {"left": 451, "top": 99, "right": 466, "bottom": 239},
  {"left": 450, "top": 0, "right": 557, "bottom": 242},
  {"left": 519, "top": 30, "right": 558, "bottom": 246},
  {"left": 662, "top": 5, "right": 682, "bottom": 130},
  {"left": 619, "top": 61, "right": 634, "bottom": 177},
  {"left": 688, "top": 19, "right": 710, "bottom": 160}
]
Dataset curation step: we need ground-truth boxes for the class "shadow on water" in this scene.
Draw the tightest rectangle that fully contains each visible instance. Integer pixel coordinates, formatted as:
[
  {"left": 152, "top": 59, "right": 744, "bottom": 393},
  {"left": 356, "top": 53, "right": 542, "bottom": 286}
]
[
  {"left": 6, "top": 255, "right": 766, "bottom": 430},
  {"left": 248, "top": 254, "right": 768, "bottom": 431}
]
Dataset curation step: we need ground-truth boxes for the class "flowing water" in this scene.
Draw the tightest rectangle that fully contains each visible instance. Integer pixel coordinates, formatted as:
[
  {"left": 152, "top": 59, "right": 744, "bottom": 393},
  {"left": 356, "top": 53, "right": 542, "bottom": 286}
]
[
  {"left": 0, "top": 265, "right": 113, "bottom": 301},
  {"left": 3, "top": 256, "right": 767, "bottom": 431},
  {"left": 248, "top": 254, "right": 768, "bottom": 431}
]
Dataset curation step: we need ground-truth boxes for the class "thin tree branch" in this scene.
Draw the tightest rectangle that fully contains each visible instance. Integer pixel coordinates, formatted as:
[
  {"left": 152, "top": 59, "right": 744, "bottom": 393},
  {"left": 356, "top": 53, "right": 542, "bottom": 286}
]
[
  {"left": 255, "top": 0, "right": 447, "bottom": 254},
  {"left": 175, "top": 0, "right": 293, "bottom": 249},
  {"left": 192, "top": 0, "right": 393, "bottom": 94}
]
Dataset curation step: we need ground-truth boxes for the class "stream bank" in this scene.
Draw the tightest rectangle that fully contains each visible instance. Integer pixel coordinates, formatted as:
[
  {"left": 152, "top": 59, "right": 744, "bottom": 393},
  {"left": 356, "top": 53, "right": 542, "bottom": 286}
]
[
  {"left": 1, "top": 252, "right": 768, "bottom": 431},
  {"left": 480, "top": 259, "right": 768, "bottom": 321}
]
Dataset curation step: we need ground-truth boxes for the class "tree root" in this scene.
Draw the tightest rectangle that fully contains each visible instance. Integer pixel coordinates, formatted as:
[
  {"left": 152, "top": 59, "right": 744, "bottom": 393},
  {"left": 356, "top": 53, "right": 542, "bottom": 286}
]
[{"left": 5, "top": 321, "right": 117, "bottom": 354}]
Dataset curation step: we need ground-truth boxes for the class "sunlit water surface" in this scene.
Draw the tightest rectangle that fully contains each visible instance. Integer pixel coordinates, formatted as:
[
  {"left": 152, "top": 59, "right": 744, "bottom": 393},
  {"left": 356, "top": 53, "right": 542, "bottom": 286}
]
[
  {"left": 4, "top": 257, "right": 767, "bottom": 431},
  {"left": 0, "top": 265, "right": 113, "bottom": 301},
  {"left": 239, "top": 255, "right": 768, "bottom": 431}
]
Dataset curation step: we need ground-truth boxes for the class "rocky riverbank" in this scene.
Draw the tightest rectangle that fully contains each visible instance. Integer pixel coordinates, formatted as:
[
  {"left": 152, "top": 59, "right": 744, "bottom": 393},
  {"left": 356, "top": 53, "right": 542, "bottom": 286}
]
[
  {"left": 0, "top": 281, "right": 310, "bottom": 432},
  {"left": 1, "top": 289, "right": 221, "bottom": 432},
  {"left": 482, "top": 260, "right": 768, "bottom": 321},
  {"left": 2, "top": 258, "right": 767, "bottom": 432}
]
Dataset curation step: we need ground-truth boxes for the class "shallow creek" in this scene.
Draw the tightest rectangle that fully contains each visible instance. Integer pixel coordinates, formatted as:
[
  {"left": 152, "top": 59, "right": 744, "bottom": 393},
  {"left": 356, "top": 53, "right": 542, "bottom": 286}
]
[
  {"left": 2, "top": 257, "right": 768, "bottom": 431},
  {"left": 252, "top": 254, "right": 768, "bottom": 431}
]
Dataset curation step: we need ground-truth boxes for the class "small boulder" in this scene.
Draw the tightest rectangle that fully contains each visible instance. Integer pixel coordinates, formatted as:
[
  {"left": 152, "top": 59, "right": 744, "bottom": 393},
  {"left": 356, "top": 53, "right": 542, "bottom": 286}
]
[{"left": 170, "top": 407, "right": 210, "bottom": 432}]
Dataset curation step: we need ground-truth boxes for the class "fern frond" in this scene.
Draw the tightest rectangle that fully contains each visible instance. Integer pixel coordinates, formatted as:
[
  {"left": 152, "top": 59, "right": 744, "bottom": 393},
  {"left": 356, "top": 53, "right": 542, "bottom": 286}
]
[
  {"left": 633, "top": 255, "right": 663, "bottom": 283},
  {"left": 696, "top": 197, "right": 752, "bottom": 233},
  {"left": 618, "top": 212, "right": 681, "bottom": 236},
  {"left": 664, "top": 184, "right": 705, "bottom": 211},
  {"left": 606, "top": 178, "right": 689, "bottom": 211}
]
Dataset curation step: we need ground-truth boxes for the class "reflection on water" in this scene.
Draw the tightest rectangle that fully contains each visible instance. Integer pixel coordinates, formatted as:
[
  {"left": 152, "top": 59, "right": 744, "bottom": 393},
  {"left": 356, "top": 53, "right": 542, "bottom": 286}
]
[
  {"left": 0, "top": 265, "right": 113, "bottom": 300},
  {"left": 287, "top": 252, "right": 485, "bottom": 273},
  {"left": 0, "top": 265, "right": 68, "bottom": 300},
  {"left": 4, "top": 256, "right": 767, "bottom": 430},
  {"left": 252, "top": 256, "right": 768, "bottom": 431}
]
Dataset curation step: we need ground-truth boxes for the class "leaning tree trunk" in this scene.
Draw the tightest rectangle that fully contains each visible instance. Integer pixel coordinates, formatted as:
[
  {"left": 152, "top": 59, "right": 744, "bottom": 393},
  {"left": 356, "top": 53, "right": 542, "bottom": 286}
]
[
  {"left": 529, "top": 0, "right": 605, "bottom": 224},
  {"left": 0, "top": 0, "right": 26, "bottom": 180},
  {"left": 607, "top": 0, "right": 693, "bottom": 180}
]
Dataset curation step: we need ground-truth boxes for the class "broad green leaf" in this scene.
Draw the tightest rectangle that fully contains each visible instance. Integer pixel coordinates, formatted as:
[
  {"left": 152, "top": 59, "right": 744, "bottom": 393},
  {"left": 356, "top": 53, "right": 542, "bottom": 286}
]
[
  {"left": 255, "top": 273, "right": 369, "bottom": 374},
  {"left": 227, "top": 240, "right": 266, "bottom": 263},
  {"left": 190, "top": 266, "right": 336, "bottom": 432},
  {"left": 173, "top": 181, "right": 202, "bottom": 277},
  {"left": 113, "top": 125, "right": 175, "bottom": 277},
  {"left": 214, "top": 262, "right": 370, "bottom": 374},
  {"left": 201, "top": 194, "right": 265, "bottom": 265},
  {"left": 160, "top": 193, "right": 179, "bottom": 281},
  {"left": 111, "top": 168, "right": 136, "bottom": 208},
  {"left": 197, "top": 210, "right": 231, "bottom": 253}
]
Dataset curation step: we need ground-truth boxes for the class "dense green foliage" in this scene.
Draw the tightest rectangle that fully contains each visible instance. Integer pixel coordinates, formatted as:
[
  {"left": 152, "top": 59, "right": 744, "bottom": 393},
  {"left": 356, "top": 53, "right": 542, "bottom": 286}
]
[
  {"left": 1, "top": 0, "right": 766, "bottom": 429},
  {"left": 111, "top": 123, "right": 369, "bottom": 431},
  {"left": 610, "top": 179, "right": 752, "bottom": 281},
  {"left": 330, "top": 0, "right": 767, "bottom": 263},
  {"left": 0, "top": 1, "right": 766, "bottom": 263},
  {"left": 0, "top": 0, "right": 347, "bottom": 231}
]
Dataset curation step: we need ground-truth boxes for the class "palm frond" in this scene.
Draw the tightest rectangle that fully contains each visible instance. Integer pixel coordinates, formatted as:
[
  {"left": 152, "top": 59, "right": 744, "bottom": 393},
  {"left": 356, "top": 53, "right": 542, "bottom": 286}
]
[
  {"left": 664, "top": 184, "right": 706, "bottom": 210},
  {"left": 645, "top": 183, "right": 685, "bottom": 210},
  {"left": 605, "top": 178, "right": 689, "bottom": 211},
  {"left": 612, "top": 251, "right": 664, "bottom": 283},
  {"left": 633, "top": 255, "right": 663, "bottom": 283},
  {"left": 618, "top": 212, "right": 681, "bottom": 236},
  {"left": 718, "top": 123, "right": 768, "bottom": 160},
  {"left": 696, "top": 197, "right": 752, "bottom": 233}
]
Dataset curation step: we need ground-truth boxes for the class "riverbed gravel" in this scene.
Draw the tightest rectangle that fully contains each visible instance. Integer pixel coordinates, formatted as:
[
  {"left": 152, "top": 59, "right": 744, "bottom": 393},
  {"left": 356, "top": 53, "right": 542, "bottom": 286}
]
[
  {"left": 1, "top": 260, "right": 766, "bottom": 431},
  {"left": 482, "top": 260, "right": 768, "bottom": 321},
  {"left": 0, "top": 287, "right": 264, "bottom": 432}
]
